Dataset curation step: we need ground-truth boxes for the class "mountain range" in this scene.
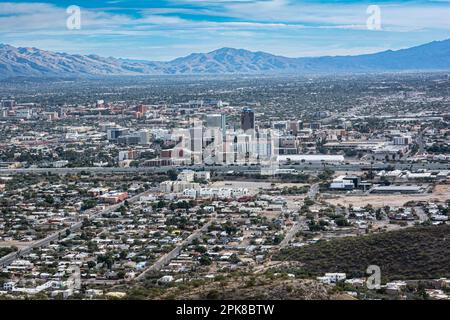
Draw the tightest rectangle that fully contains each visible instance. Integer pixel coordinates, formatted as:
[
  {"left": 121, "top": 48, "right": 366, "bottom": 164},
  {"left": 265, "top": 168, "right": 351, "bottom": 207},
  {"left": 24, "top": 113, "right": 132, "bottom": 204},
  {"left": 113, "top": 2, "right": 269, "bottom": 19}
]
[{"left": 1, "top": 39, "right": 449, "bottom": 78}]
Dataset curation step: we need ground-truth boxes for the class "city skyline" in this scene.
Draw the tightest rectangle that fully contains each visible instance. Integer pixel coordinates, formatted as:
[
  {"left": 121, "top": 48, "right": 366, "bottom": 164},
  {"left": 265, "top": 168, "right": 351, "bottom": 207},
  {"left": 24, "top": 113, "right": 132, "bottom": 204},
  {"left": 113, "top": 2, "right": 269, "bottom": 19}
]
[{"left": 0, "top": 0, "right": 450, "bottom": 307}]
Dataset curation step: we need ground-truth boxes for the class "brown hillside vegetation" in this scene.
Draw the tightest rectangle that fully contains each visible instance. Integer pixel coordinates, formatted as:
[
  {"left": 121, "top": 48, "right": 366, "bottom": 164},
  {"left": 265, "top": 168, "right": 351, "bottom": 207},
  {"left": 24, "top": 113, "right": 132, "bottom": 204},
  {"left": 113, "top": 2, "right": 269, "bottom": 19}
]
[
  {"left": 274, "top": 225, "right": 450, "bottom": 281},
  {"left": 153, "top": 275, "right": 350, "bottom": 300}
]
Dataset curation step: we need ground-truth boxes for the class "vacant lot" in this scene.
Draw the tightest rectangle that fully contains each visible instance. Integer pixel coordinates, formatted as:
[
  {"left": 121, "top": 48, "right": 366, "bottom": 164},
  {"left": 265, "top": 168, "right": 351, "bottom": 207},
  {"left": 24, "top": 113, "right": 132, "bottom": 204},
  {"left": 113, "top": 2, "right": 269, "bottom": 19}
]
[
  {"left": 0, "top": 241, "right": 31, "bottom": 250},
  {"left": 210, "top": 180, "right": 309, "bottom": 196},
  {"left": 324, "top": 184, "right": 450, "bottom": 208},
  {"left": 274, "top": 225, "right": 450, "bottom": 281}
]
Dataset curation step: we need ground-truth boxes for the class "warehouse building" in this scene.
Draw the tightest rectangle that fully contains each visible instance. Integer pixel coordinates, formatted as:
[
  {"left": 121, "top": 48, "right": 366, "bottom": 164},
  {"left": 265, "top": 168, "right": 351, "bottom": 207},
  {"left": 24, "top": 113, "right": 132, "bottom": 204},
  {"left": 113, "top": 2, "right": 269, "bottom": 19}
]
[{"left": 369, "top": 185, "right": 427, "bottom": 194}]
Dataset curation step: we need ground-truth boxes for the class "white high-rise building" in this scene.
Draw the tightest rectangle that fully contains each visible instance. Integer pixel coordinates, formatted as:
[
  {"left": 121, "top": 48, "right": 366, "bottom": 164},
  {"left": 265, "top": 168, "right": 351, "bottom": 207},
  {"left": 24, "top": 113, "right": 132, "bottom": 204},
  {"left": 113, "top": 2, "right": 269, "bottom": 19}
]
[{"left": 206, "top": 114, "right": 226, "bottom": 130}]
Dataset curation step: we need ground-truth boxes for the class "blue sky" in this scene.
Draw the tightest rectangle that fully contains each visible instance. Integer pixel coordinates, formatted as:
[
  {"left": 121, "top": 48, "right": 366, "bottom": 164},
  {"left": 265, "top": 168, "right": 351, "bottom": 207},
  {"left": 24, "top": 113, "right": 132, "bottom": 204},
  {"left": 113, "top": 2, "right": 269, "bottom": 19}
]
[{"left": 1, "top": 0, "right": 449, "bottom": 60}]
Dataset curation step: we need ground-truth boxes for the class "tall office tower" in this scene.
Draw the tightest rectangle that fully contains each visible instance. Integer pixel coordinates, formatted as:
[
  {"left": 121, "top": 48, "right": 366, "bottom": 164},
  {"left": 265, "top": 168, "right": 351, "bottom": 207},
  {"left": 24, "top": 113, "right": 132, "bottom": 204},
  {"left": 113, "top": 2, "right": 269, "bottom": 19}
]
[
  {"left": 138, "top": 130, "right": 152, "bottom": 145},
  {"left": 189, "top": 124, "right": 203, "bottom": 164},
  {"left": 273, "top": 121, "right": 288, "bottom": 131},
  {"left": 107, "top": 127, "right": 129, "bottom": 141},
  {"left": 310, "top": 122, "right": 321, "bottom": 130},
  {"left": 136, "top": 104, "right": 148, "bottom": 114},
  {"left": 289, "top": 120, "right": 301, "bottom": 135},
  {"left": 1, "top": 100, "right": 15, "bottom": 109},
  {"left": 206, "top": 114, "right": 226, "bottom": 129},
  {"left": 241, "top": 107, "right": 255, "bottom": 131}
]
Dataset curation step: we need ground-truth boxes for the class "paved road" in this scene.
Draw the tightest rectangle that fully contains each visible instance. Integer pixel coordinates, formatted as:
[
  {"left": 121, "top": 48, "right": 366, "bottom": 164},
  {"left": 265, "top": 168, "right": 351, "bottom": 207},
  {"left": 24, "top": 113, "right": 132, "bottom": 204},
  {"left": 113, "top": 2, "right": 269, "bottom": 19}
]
[
  {"left": 74, "top": 215, "right": 216, "bottom": 284},
  {"left": 279, "top": 220, "right": 303, "bottom": 249},
  {"left": 416, "top": 129, "right": 426, "bottom": 155},
  {"left": 82, "top": 279, "right": 123, "bottom": 286},
  {"left": 1, "top": 162, "right": 449, "bottom": 176},
  {"left": 279, "top": 184, "right": 318, "bottom": 248},
  {"left": 134, "top": 216, "right": 216, "bottom": 281},
  {"left": 0, "top": 190, "right": 152, "bottom": 268},
  {"left": 307, "top": 183, "right": 320, "bottom": 200},
  {"left": 415, "top": 207, "right": 429, "bottom": 222}
]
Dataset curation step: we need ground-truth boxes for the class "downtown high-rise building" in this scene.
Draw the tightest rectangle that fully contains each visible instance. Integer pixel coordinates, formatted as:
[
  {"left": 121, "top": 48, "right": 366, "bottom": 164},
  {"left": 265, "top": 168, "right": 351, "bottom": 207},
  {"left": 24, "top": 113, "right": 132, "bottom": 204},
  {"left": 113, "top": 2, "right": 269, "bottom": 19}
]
[
  {"left": 205, "top": 114, "right": 226, "bottom": 130},
  {"left": 240, "top": 107, "right": 255, "bottom": 131}
]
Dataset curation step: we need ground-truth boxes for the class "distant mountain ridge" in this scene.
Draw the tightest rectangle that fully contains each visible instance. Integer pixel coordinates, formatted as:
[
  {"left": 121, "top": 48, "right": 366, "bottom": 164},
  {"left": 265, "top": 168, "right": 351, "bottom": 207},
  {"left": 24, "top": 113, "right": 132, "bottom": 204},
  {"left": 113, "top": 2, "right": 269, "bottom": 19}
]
[{"left": 0, "top": 39, "right": 449, "bottom": 78}]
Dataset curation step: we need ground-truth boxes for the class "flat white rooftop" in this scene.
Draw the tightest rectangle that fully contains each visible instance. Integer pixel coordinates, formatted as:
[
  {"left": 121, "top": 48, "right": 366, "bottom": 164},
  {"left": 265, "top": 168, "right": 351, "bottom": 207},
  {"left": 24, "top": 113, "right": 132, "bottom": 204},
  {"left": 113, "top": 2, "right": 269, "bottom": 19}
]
[{"left": 370, "top": 185, "right": 425, "bottom": 193}]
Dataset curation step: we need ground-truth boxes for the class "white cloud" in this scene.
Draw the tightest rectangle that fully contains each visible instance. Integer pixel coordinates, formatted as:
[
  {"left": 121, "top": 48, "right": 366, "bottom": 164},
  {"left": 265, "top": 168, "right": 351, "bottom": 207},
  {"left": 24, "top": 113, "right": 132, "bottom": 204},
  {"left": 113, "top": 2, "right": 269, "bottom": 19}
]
[
  {"left": 0, "top": 1, "right": 449, "bottom": 60},
  {"left": 1, "top": 1, "right": 449, "bottom": 37}
]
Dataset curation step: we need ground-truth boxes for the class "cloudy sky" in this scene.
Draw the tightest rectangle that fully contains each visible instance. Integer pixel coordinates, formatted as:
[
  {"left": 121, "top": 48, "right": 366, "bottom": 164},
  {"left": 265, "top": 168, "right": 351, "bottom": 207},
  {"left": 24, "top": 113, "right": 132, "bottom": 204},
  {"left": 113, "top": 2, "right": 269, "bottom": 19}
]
[{"left": 1, "top": 0, "right": 450, "bottom": 60}]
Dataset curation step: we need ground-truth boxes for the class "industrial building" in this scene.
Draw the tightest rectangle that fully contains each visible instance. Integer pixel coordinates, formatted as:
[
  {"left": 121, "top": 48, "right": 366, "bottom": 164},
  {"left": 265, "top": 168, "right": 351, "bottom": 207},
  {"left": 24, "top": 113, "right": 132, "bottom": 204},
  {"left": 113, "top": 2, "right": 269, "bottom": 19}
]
[{"left": 369, "top": 185, "right": 427, "bottom": 194}]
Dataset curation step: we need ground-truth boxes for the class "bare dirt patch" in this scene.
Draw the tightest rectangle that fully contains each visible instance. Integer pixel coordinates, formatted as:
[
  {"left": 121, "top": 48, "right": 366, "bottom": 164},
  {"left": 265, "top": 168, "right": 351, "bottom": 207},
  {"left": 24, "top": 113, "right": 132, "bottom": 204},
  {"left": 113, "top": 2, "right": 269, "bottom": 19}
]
[{"left": 323, "top": 184, "right": 450, "bottom": 208}]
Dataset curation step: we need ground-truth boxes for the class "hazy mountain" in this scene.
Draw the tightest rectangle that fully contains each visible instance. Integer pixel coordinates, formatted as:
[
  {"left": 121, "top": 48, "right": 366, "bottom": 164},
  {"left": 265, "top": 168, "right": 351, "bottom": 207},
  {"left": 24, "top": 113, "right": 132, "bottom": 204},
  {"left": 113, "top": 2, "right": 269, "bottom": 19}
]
[{"left": 0, "top": 39, "right": 449, "bottom": 78}]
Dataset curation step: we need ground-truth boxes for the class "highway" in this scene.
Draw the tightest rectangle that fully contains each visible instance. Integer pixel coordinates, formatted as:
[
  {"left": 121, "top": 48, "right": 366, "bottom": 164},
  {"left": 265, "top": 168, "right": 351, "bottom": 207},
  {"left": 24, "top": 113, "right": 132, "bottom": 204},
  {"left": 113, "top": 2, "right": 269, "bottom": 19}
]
[
  {"left": 1, "top": 162, "right": 449, "bottom": 176},
  {"left": 0, "top": 190, "right": 152, "bottom": 268}
]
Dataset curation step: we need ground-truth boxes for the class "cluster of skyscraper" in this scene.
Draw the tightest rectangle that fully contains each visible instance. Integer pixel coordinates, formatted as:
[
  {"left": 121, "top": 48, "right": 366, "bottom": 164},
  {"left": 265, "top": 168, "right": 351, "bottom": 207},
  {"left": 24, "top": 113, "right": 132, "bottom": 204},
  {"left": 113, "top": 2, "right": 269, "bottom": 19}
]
[{"left": 168, "top": 108, "right": 278, "bottom": 167}]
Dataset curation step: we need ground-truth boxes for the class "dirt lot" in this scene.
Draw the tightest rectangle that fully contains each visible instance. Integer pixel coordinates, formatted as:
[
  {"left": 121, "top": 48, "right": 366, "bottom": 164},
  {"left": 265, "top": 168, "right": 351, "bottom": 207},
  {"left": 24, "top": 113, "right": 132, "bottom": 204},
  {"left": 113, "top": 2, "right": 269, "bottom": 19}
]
[
  {"left": 323, "top": 184, "right": 450, "bottom": 208},
  {"left": 210, "top": 181, "right": 308, "bottom": 196},
  {"left": 0, "top": 240, "right": 33, "bottom": 249}
]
